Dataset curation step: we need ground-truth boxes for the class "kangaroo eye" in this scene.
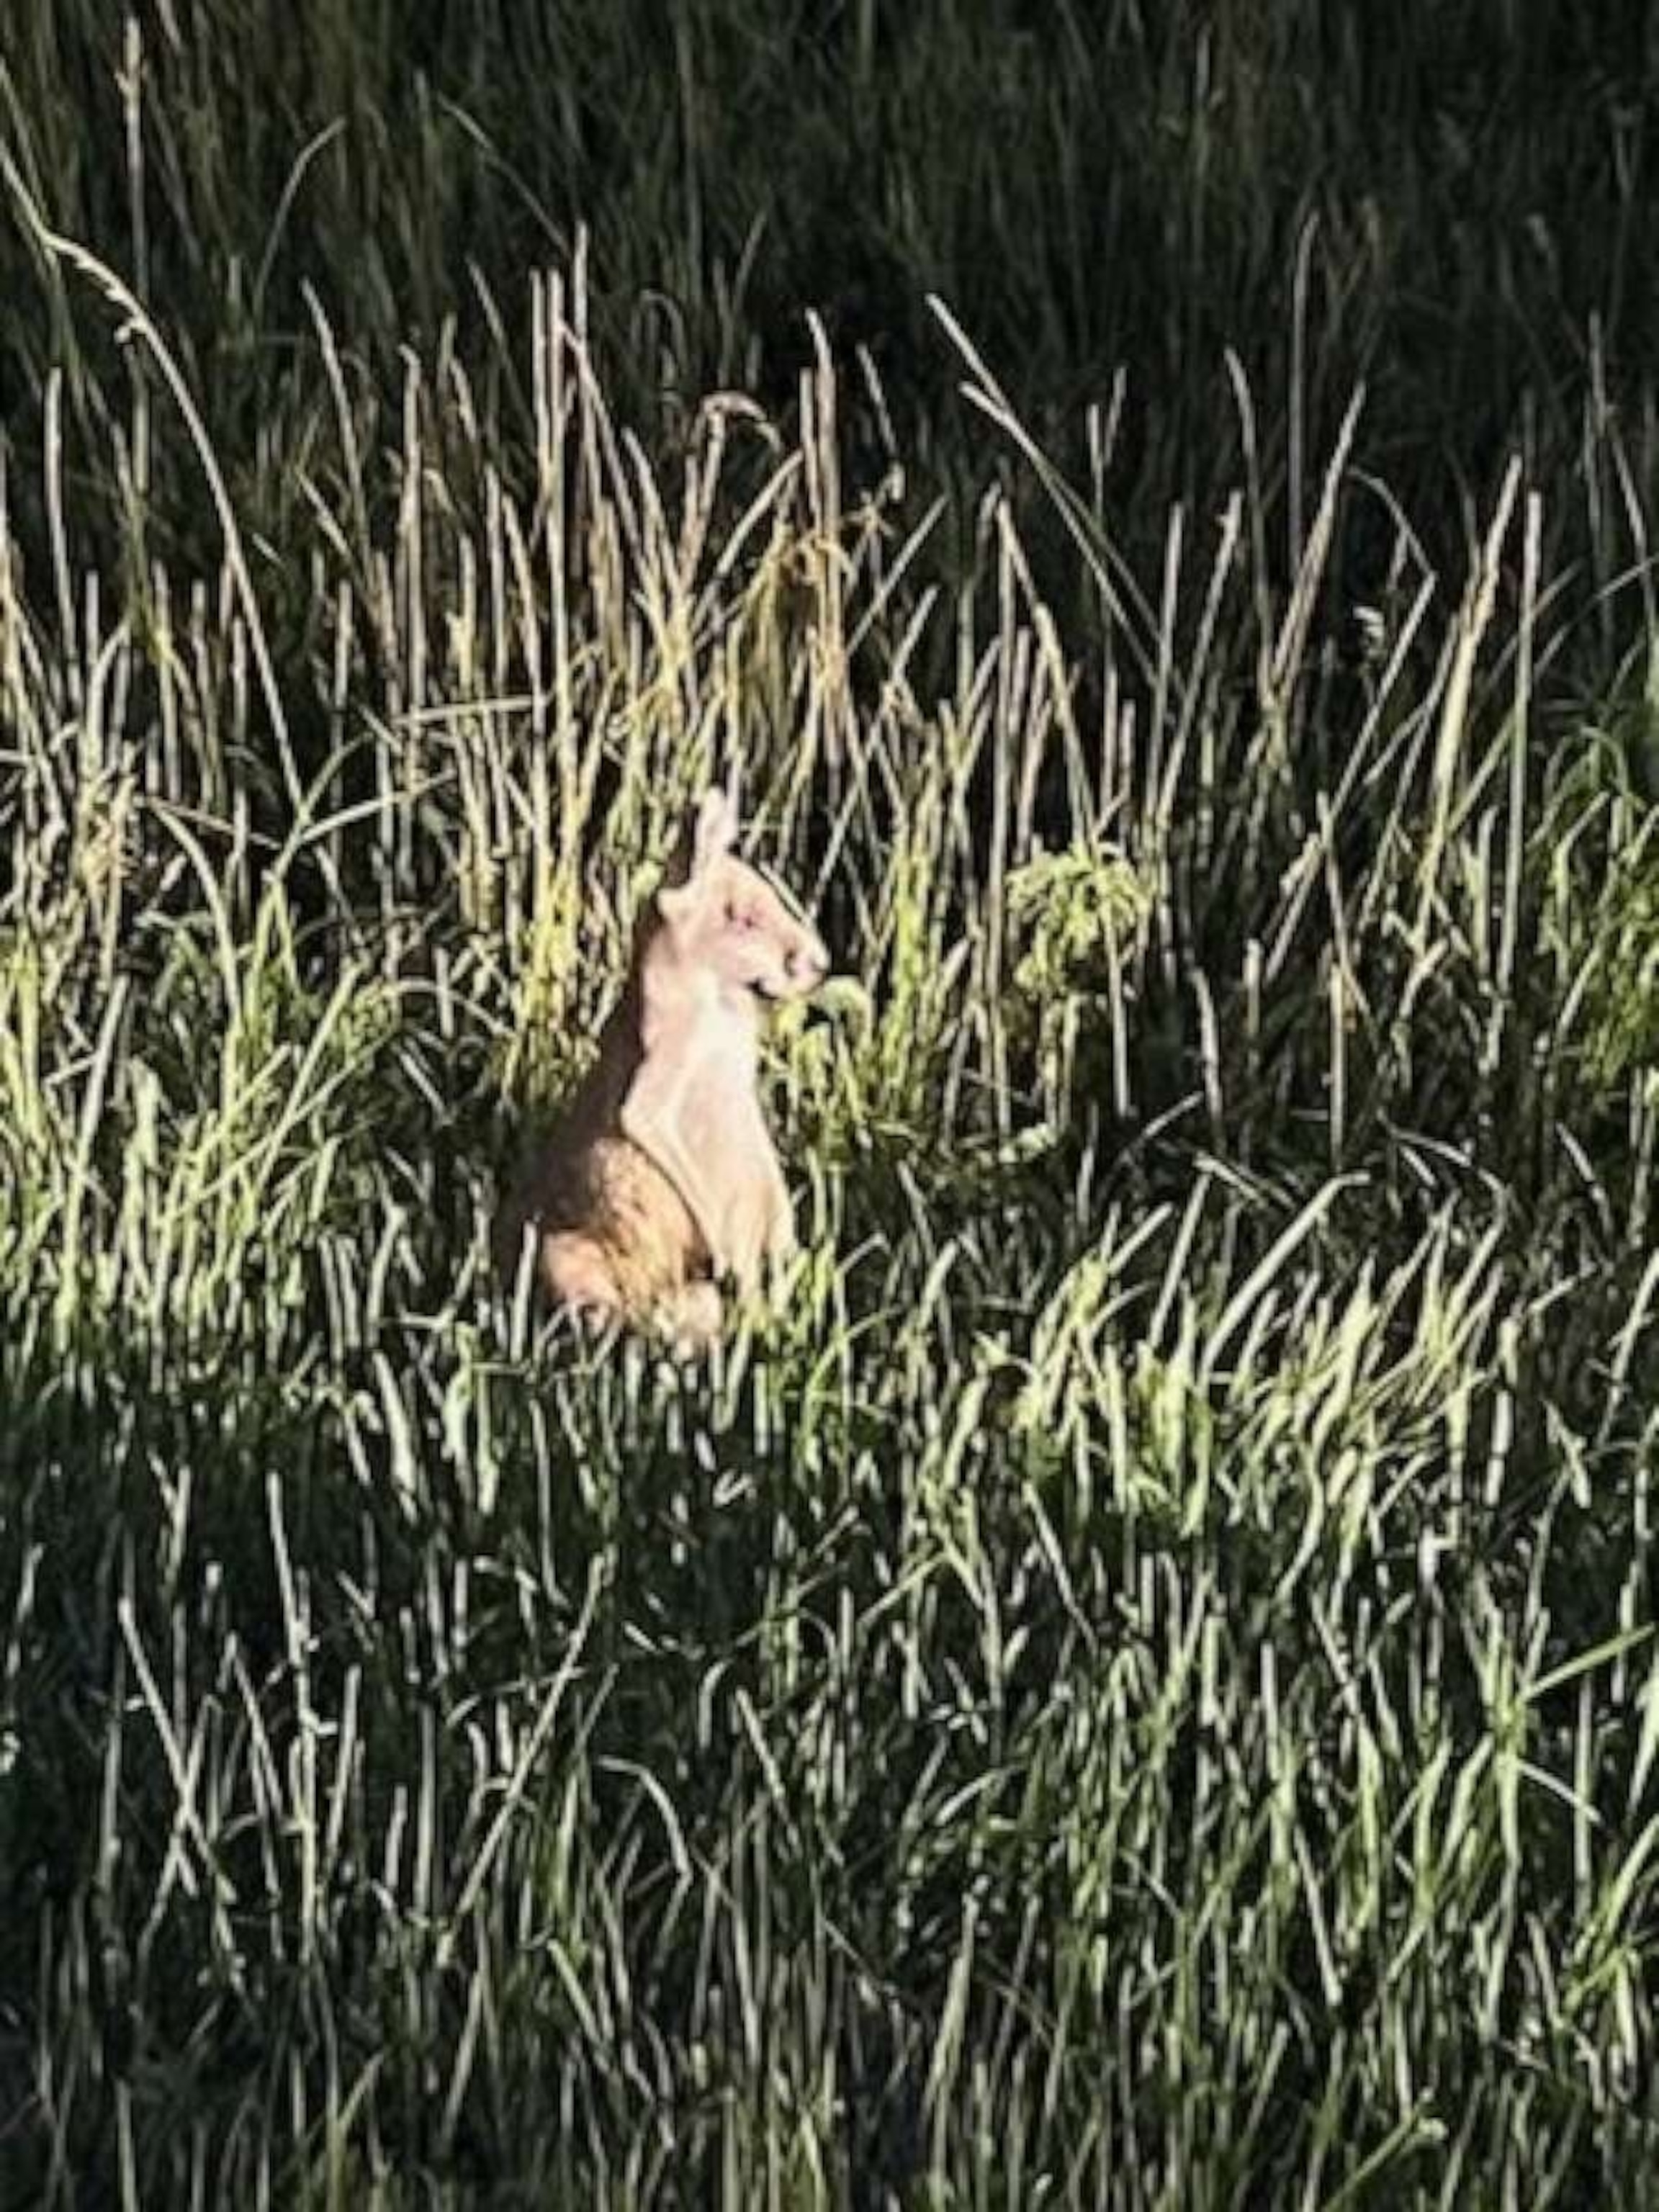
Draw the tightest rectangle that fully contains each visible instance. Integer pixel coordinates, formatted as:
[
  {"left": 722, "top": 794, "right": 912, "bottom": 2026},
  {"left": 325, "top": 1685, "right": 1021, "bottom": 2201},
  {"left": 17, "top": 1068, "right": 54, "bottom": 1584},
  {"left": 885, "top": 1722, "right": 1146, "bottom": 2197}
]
[{"left": 727, "top": 905, "right": 760, "bottom": 932}]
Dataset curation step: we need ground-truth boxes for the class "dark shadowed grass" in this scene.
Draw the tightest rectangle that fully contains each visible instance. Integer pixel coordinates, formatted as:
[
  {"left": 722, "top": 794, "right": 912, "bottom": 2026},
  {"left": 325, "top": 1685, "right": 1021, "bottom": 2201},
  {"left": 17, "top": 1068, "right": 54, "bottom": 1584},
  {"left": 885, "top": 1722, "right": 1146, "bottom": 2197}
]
[{"left": 2, "top": 3, "right": 1655, "bottom": 588}]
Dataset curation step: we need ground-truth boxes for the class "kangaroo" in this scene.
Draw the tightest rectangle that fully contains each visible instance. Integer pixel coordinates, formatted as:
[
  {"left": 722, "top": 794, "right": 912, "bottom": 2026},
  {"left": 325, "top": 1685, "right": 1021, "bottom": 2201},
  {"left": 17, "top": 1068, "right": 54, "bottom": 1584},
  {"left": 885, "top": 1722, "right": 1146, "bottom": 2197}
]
[{"left": 497, "top": 788, "right": 830, "bottom": 1346}]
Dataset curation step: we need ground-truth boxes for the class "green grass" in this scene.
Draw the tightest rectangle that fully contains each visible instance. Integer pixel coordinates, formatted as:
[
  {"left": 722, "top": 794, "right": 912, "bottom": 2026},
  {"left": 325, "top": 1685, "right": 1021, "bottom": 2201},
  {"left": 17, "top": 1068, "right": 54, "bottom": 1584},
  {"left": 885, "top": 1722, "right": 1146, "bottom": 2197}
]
[{"left": 4, "top": 6, "right": 1659, "bottom": 2207}]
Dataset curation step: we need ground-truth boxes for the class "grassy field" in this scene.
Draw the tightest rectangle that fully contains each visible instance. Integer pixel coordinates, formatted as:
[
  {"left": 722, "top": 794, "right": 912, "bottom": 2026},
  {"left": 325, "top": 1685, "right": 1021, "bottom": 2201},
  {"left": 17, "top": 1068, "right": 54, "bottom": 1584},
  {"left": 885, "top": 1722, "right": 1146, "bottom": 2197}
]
[{"left": 4, "top": 4, "right": 1659, "bottom": 2206}]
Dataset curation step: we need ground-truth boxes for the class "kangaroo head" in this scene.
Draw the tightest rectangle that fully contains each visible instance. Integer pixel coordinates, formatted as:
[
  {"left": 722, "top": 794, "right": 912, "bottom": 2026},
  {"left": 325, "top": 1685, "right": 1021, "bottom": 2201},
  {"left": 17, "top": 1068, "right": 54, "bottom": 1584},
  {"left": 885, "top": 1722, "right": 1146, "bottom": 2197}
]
[{"left": 652, "top": 788, "right": 830, "bottom": 1004}]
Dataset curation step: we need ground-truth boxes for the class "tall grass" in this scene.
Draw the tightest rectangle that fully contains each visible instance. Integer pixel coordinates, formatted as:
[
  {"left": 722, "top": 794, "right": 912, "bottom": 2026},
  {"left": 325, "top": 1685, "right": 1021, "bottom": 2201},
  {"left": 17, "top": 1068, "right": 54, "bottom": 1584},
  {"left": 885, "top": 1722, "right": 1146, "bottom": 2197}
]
[{"left": 4, "top": 7, "right": 1659, "bottom": 2207}]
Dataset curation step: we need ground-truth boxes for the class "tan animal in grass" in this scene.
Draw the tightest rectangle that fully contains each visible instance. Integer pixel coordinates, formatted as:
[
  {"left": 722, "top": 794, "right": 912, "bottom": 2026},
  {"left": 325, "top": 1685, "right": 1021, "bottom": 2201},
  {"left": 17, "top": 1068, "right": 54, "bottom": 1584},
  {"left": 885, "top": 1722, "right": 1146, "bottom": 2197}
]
[{"left": 498, "top": 788, "right": 830, "bottom": 1346}]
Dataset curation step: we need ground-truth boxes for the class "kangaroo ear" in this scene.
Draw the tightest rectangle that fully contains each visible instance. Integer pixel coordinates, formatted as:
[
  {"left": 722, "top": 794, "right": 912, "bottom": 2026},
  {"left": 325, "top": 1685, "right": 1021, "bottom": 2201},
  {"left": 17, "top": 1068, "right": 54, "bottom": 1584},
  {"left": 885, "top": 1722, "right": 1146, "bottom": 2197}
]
[
  {"left": 660, "top": 785, "right": 739, "bottom": 917},
  {"left": 689, "top": 786, "right": 739, "bottom": 874}
]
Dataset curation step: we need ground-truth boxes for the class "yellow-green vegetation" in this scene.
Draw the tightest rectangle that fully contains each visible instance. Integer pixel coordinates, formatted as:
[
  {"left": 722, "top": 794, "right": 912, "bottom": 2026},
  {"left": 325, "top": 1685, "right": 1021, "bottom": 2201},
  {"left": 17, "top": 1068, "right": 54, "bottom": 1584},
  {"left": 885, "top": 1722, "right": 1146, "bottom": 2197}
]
[{"left": 3, "top": 5, "right": 1658, "bottom": 2207}]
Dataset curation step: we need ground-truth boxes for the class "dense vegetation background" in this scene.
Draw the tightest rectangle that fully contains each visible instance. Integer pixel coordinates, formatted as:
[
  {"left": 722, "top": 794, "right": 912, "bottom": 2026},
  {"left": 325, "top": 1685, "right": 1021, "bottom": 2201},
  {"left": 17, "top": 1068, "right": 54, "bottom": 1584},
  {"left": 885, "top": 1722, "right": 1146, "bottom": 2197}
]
[{"left": 4, "top": 3, "right": 1659, "bottom": 2204}]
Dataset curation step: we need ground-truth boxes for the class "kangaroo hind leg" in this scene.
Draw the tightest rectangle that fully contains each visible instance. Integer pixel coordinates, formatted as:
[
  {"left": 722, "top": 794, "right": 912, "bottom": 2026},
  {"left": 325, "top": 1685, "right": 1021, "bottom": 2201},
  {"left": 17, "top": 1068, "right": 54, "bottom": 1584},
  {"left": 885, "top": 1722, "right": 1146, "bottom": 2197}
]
[
  {"left": 538, "top": 1231, "right": 628, "bottom": 1326},
  {"left": 656, "top": 1279, "right": 724, "bottom": 1355}
]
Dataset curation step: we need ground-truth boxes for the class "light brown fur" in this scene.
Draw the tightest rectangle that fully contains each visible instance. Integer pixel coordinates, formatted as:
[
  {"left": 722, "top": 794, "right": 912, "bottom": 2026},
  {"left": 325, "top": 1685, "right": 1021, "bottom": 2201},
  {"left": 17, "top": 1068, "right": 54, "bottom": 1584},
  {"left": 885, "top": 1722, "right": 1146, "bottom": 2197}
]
[{"left": 497, "top": 789, "right": 829, "bottom": 1346}]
